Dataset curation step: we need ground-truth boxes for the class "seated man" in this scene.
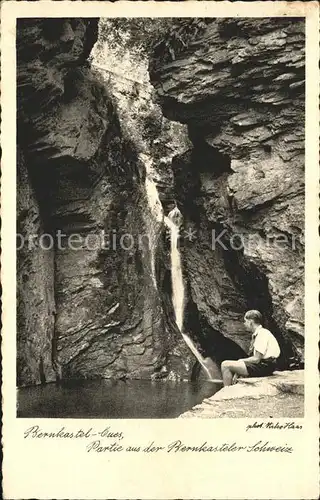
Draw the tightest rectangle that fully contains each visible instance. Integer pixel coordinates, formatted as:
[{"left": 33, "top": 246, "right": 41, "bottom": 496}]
[{"left": 221, "top": 310, "right": 281, "bottom": 386}]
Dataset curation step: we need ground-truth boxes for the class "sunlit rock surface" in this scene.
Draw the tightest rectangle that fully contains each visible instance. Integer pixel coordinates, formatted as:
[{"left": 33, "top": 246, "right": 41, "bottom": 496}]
[{"left": 17, "top": 147, "right": 56, "bottom": 386}]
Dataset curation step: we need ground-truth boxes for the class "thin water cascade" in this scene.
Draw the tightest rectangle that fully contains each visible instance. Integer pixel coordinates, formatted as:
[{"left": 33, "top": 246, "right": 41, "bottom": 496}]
[
  {"left": 164, "top": 208, "right": 220, "bottom": 382},
  {"left": 140, "top": 153, "right": 163, "bottom": 288}
]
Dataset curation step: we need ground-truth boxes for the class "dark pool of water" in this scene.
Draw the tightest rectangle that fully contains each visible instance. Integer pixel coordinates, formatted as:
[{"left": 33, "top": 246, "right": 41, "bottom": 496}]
[{"left": 17, "top": 379, "right": 221, "bottom": 418}]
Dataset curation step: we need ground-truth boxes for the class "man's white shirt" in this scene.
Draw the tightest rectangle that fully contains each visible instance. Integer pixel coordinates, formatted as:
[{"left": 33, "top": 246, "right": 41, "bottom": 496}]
[{"left": 252, "top": 325, "right": 281, "bottom": 359}]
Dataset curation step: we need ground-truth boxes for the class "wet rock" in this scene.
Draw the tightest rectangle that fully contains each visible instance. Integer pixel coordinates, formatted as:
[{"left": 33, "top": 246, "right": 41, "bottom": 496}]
[{"left": 179, "top": 370, "right": 304, "bottom": 418}]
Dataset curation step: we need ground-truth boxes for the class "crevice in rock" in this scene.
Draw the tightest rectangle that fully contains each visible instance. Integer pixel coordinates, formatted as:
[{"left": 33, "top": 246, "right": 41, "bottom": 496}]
[{"left": 169, "top": 135, "right": 302, "bottom": 371}]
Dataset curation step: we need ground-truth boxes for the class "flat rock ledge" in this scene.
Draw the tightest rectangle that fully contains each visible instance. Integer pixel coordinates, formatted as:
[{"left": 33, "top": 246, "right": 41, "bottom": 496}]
[{"left": 179, "top": 370, "right": 304, "bottom": 418}]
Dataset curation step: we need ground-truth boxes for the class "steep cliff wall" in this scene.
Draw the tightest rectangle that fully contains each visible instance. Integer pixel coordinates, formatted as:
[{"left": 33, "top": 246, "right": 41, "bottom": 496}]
[
  {"left": 17, "top": 18, "right": 99, "bottom": 385},
  {"left": 91, "top": 32, "right": 192, "bottom": 213},
  {"left": 150, "top": 18, "right": 305, "bottom": 366},
  {"left": 17, "top": 18, "right": 189, "bottom": 385}
]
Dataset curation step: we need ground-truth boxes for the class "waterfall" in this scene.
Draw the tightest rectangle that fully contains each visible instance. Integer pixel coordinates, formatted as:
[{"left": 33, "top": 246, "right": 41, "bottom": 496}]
[{"left": 165, "top": 208, "right": 219, "bottom": 382}]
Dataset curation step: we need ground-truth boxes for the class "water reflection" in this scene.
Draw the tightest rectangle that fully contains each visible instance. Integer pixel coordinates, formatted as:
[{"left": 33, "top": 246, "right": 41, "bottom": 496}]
[{"left": 17, "top": 379, "right": 220, "bottom": 418}]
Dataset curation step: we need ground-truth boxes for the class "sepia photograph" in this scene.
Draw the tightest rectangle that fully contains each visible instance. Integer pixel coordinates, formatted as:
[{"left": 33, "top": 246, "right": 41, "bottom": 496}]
[
  {"left": 16, "top": 15, "right": 306, "bottom": 419},
  {"left": 2, "top": 2, "right": 319, "bottom": 499}
]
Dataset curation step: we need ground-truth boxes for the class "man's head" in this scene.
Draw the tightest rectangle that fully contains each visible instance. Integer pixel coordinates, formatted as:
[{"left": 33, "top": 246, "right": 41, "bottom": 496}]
[{"left": 244, "top": 310, "right": 263, "bottom": 333}]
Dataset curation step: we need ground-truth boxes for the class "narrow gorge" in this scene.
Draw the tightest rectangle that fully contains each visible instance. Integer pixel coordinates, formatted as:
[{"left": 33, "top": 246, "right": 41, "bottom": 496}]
[{"left": 17, "top": 17, "right": 304, "bottom": 401}]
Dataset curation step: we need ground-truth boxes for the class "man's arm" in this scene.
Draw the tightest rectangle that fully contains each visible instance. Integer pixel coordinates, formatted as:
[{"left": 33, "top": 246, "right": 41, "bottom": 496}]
[{"left": 238, "top": 351, "right": 263, "bottom": 363}]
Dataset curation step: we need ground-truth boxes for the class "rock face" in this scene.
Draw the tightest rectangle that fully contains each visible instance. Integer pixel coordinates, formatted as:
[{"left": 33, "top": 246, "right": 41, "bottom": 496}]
[
  {"left": 91, "top": 39, "right": 197, "bottom": 379},
  {"left": 17, "top": 18, "right": 190, "bottom": 385},
  {"left": 91, "top": 49, "right": 191, "bottom": 213},
  {"left": 17, "top": 147, "right": 56, "bottom": 386},
  {"left": 150, "top": 18, "right": 305, "bottom": 366}
]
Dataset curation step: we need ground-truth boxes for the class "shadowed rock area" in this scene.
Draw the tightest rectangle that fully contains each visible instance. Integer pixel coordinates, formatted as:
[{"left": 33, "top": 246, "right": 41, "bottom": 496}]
[{"left": 179, "top": 370, "right": 304, "bottom": 418}]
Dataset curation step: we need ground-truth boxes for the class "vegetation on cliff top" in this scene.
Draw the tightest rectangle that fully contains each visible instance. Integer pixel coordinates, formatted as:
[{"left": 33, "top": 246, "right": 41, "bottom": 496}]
[{"left": 94, "top": 18, "right": 210, "bottom": 65}]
